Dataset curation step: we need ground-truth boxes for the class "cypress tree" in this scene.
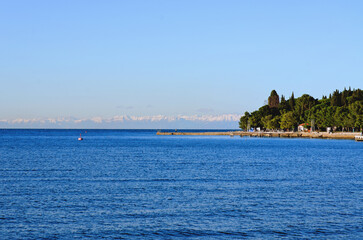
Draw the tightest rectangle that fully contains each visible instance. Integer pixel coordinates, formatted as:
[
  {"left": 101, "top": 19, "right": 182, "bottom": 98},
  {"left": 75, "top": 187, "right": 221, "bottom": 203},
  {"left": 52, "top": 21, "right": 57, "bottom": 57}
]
[
  {"left": 341, "top": 90, "right": 347, "bottom": 106},
  {"left": 289, "top": 92, "right": 295, "bottom": 110},
  {"left": 268, "top": 90, "right": 280, "bottom": 108},
  {"left": 331, "top": 89, "right": 341, "bottom": 106},
  {"left": 281, "top": 95, "right": 286, "bottom": 103}
]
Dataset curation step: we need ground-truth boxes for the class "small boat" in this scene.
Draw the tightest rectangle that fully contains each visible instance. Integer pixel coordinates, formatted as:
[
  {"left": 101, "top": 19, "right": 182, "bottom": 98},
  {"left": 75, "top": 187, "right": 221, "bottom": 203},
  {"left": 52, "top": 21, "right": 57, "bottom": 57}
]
[
  {"left": 78, "top": 134, "right": 83, "bottom": 141},
  {"left": 355, "top": 135, "right": 363, "bottom": 142}
]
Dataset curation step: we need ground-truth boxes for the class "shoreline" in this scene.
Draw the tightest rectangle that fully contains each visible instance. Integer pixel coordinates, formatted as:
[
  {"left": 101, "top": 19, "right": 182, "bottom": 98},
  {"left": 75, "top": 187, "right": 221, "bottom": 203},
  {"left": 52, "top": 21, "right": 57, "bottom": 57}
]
[{"left": 156, "top": 131, "right": 361, "bottom": 140}]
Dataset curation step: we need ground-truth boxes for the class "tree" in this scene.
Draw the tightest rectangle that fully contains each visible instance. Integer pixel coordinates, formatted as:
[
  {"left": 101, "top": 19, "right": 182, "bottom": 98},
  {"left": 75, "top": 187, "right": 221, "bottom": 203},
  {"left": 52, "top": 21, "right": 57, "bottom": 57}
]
[
  {"left": 249, "top": 111, "right": 263, "bottom": 128},
  {"left": 268, "top": 90, "right": 280, "bottom": 108},
  {"left": 279, "top": 95, "right": 290, "bottom": 113},
  {"left": 239, "top": 112, "right": 250, "bottom": 130},
  {"left": 351, "top": 89, "right": 363, "bottom": 103},
  {"left": 289, "top": 92, "right": 295, "bottom": 110},
  {"left": 341, "top": 88, "right": 349, "bottom": 106},
  {"left": 239, "top": 88, "right": 362, "bottom": 132},
  {"left": 331, "top": 89, "right": 342, "bottom": 106},
  {"left": 294, "top": 94, "right": 317, "bottom": 123},
  {"left": 262, "top": 115, "right": 281, "bottom": 130},
  {"left": 280, "top": 111, "right": 297, "bottom": 131},
  {"left": 270, "top": 116, "right": 281, "bottom": 130},
  {"left": 349, "top": 100, "right": 363, "bottom": 130},
  {"left": 334, "top": 107, "right": 349, "bottom": 131},
  {"left": 281, "top": 95, "right": 286, "bottom": 103},
  {"left": 307, "top": 99, "right": 331, "bottom": 130}
]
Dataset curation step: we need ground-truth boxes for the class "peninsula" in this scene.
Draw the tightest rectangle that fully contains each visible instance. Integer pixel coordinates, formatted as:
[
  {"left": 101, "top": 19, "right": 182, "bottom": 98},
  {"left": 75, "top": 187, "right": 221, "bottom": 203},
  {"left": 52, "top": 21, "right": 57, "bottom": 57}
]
[{"left": 158, "top": 88, "right": 362, "bottom": 140}]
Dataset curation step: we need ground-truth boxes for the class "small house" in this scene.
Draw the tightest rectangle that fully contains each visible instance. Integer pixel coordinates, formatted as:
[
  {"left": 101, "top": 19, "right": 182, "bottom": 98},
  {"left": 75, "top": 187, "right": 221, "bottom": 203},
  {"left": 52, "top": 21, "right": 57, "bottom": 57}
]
[{"left": 298, "top": 123, "right": 309, "bottom": 132}]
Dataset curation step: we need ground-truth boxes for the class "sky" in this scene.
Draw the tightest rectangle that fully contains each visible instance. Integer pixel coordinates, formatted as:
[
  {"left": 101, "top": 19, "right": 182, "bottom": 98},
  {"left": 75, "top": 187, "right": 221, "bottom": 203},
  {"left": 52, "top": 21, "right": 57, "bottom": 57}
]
[{"left": 0, "top": 1, "right": 362, "bottom": 128}]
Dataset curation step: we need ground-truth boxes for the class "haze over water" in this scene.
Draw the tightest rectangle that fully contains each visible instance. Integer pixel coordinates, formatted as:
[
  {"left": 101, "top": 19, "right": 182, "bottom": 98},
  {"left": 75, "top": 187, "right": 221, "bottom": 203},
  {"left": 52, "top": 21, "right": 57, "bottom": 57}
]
[{"left": 1, "top": 129, "right": 362, "bottom": 239}]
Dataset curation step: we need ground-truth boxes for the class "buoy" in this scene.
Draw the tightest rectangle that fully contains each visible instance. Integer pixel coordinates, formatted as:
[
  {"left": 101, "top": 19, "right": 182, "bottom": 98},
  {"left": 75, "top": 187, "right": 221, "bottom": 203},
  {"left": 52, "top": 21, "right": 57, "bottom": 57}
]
[{"left": 78, "top": 133, "right": 83, "bottom": 141}]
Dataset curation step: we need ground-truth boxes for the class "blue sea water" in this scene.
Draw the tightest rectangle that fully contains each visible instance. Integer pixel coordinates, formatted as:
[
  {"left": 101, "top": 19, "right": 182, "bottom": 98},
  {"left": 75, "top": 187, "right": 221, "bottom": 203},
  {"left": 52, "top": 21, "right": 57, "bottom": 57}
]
[{"left": 0, "top": 129, "right": 362, "bottom": 239}]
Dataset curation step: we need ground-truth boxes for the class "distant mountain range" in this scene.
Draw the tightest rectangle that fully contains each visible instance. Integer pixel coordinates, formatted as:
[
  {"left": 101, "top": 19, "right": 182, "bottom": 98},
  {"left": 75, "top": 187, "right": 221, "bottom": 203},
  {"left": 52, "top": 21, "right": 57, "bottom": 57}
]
[{"left": 0, "top": 114, "right": 240, "bottom": 129}]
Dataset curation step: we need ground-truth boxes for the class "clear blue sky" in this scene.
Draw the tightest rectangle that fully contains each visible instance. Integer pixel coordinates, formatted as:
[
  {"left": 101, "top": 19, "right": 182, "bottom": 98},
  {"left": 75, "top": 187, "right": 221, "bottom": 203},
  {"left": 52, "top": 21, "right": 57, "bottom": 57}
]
[{"left": 1, "top": 0, "right": 362, "bottom": 120}]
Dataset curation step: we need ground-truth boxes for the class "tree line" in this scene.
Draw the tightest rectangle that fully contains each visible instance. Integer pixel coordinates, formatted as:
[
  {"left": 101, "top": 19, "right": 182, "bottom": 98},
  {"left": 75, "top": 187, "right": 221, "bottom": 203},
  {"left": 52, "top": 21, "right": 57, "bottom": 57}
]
[{"left": 239, "top": 88, "right": 363, "bottom": 132}]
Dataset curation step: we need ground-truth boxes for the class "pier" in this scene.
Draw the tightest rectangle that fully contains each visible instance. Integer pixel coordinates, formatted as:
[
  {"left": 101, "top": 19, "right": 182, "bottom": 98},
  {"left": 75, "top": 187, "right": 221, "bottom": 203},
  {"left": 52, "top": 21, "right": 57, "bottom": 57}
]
[{"left": 157, "top": 131, "right": 360, "bottom": 140}]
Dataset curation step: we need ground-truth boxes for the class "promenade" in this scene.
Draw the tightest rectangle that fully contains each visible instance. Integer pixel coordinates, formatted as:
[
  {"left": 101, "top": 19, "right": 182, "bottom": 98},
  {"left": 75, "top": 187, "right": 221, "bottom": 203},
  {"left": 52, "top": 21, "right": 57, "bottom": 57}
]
[{"left": 157, "top": 131, "right": 361, "bottom": 140}]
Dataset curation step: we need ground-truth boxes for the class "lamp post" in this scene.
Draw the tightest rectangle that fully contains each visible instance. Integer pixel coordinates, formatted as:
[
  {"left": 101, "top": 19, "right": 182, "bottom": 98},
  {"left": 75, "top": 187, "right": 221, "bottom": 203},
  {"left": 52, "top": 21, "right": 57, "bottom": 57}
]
[{"left": 311, "top": 119, "right": 315, "bottom": 132}]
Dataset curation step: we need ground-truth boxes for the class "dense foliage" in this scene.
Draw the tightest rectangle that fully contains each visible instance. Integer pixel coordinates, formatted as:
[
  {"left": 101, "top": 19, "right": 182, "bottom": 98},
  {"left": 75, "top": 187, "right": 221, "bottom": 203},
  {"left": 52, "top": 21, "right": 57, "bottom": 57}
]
[{"left": 239, "top": 88, "right": 363, "bottom": 131}]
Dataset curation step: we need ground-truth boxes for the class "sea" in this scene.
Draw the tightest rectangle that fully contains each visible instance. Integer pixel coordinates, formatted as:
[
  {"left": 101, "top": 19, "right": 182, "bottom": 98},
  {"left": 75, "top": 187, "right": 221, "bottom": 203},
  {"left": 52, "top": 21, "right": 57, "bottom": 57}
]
[{"left": 0, "top": 129, "right": 362, "bottom": 239}]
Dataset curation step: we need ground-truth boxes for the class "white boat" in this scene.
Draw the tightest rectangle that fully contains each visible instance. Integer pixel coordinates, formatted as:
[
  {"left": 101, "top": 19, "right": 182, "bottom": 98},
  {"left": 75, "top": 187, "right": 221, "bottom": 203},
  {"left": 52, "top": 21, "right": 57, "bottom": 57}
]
[
  {"left": 355, "top": 135, "right": 363, "bottom": 141},
  {"left": 78, "top": 134, "right": 83, "bottom": 141}
]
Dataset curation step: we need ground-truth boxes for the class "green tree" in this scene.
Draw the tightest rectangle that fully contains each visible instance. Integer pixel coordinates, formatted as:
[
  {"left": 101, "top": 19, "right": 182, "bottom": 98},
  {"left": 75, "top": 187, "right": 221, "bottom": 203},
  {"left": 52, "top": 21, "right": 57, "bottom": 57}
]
[
  {"left": 334, "top": 107, "right": 349, "bottom": 131},
  {"left": 294, "top": 94, "right": 317, "bottom": 123},
  {"left": 239, "top": 111, "right": 250, "bottom": 130},
  {"left": 279, "top": 94, "right": 290, "bottom": 112},
  {"left": 268, "top": 90, "right": 280, "bottom": 108},
  {"left": 349, "top": 100, "right": 363, "bottom": 130},
  {"left": 315, "top": 106, "right": 336, "bottom": 129},
  {"left": 289, "top": 92, "right": 295, "bottom": 110},
  {"left": 249, "top": 111, "right": 263, "bottom": 128},
  {"left": 341, "top": 88, "right": 348, "bottom": 106},
  {"left": 307, "top": 99, "right": 330, "bottom": 130},
  {"left": 331, "top": 89, "right": 342, "bottom": 106},
  {"left": 261, "top": 115, "right": 273, "bottom": 129},
  {"left": 270, "top": 115, "right": 281, "bottom": 129},
  {"left": 351, "top": 89, "right": 363, "bottom": 103},
  {"left": 239, "top": 88, "right": 362, "bottom": 132},
  {"left": 281, "top": 95, "right": 286, "bottom": 103},
  {"left": 280, "top": 111, "right": 297, "bottom": 131}
]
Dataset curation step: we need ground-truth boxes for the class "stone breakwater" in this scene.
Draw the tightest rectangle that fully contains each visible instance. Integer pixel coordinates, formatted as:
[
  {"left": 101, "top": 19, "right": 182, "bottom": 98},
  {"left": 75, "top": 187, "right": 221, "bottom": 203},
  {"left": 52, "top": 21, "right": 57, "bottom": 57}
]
[{"left": 156, "top": 131, "right": 360, "bottom": 140}]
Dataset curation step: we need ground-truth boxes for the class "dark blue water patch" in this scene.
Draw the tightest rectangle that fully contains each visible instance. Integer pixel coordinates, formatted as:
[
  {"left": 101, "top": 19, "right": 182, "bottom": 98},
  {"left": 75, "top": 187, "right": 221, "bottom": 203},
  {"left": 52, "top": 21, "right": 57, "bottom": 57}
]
[{"left": 0, "top": 129, "right": 362, "bottom": 239}]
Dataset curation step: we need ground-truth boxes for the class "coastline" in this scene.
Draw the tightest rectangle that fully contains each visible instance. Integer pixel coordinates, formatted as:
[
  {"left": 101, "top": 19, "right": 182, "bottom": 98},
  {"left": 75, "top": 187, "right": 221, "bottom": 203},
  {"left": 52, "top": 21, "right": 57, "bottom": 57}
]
[{"left": 156, "top": 131, "right": 361, "bottom": 140}]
